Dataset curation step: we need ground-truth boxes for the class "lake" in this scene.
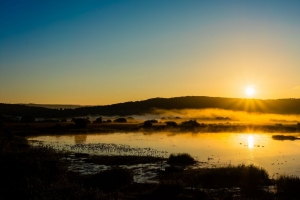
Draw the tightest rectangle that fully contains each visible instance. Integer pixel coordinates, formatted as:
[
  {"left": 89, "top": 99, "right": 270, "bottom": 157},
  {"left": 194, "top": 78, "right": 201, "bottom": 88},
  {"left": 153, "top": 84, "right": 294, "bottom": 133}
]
[{"left": 28, "top": 132, "right": 300, "bottom": 177}]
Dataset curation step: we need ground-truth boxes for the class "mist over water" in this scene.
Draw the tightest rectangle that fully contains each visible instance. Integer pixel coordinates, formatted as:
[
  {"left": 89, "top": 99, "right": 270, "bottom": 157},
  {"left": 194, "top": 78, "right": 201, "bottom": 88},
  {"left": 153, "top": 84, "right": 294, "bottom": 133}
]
[{"left": 149, "top": 108, "right": 300, "bottom": 124}]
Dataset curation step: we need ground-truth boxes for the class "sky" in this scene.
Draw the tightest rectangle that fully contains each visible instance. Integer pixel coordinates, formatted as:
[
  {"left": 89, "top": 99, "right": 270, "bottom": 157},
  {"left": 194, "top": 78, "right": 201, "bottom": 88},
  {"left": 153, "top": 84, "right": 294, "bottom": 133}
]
[{"left": 1, "top": 0, "right": 300, "bottom": 105}]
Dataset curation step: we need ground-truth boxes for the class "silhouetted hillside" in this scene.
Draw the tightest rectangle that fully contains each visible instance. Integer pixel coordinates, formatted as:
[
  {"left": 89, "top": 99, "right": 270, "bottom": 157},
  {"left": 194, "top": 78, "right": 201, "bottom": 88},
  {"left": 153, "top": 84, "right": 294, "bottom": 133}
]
[
  {"left": 1, "top": 96, "right": 300, "bottom": 118},
  {"left": 24, "top": 104, "right": 82, "bottom": 109}
]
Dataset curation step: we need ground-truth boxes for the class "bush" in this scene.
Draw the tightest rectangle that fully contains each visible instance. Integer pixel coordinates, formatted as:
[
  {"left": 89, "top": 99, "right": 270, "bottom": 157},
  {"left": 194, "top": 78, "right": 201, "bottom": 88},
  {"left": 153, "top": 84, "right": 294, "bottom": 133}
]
[
  {"left": 93, "top": 117, "right": 102, "bottom": 123},
  {"left": 145, "top": 119, "right": 158, "bottom": 123},
  {"left": 143, "top": 119, "right": 158, "bottom": 128},
  {"left": 165, "top": 121, "right": 177, "bottom": 127},
  {"left": 113, "top": 118, "right": 127, "bottom": 123},
  {"left": 168, "top": 153, "right": 196, "bottom": 166},
  {"left": 184, "top": 164, "right": 270, "bottom": 191},
  {"left": 71, "top": 118, "right": 91, "bottom": 128},
  {"left": 143, "top": 121, "right": 153, "bottom": 128},
  {"left": 180, "top": 120, "right": 200, "bottom": 127}
]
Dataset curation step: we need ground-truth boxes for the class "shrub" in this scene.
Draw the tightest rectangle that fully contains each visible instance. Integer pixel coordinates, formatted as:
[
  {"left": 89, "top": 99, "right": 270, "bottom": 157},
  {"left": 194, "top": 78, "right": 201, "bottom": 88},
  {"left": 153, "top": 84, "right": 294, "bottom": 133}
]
[
  {"left": 71, "top": 118, "right": 91, "bottom": 128},
  {"left": 165, "top": 121, "right": 177, "bottom": 127},
  {"left": 168, "top": 153, "right": 196, "bottom": 166},
  {"left": 145, "top": 119, "right": 158, "bottom": 123},
  {"left": 184, "top": 164, "right": 269, "bottom": 191},
  {"left": 143, "top": 119, "right": 158, "bottom": 128},
  {"left": 93, "top": 117, "right": 102, "bottom": 123},
  {"left": 180, "top": 120, "right": 200, "bottom": 127},
  {"left": 143, "top": 121, "right": 153, "bottom": 128}
]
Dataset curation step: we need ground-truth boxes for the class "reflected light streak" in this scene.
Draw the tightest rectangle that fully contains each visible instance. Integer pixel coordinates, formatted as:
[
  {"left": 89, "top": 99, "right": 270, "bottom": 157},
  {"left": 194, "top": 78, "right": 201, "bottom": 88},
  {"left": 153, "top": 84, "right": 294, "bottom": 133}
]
[{"left": 248, "top": 135, "right": 254, "bottom": 148}]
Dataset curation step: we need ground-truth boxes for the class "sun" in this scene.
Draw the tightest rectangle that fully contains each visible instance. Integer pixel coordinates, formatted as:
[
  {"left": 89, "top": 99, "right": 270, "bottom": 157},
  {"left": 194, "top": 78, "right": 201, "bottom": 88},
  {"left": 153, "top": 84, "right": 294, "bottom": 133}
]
[{"left": 245, "top": 85, "right": 255, "bottom": 97}]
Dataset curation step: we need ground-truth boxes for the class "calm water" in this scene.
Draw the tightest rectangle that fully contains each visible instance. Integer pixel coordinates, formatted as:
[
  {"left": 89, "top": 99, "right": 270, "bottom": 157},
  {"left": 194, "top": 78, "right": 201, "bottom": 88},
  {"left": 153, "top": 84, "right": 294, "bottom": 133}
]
[{"left": 28, "top": 132, "right": 300, "bottom": 177}]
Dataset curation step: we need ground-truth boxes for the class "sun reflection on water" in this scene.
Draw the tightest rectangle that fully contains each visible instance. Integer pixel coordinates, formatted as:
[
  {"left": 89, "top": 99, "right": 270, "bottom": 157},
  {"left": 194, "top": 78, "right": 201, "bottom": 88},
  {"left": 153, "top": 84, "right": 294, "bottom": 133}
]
[{"left": 248, "top": 135, "right": 254, "bottom": 148}]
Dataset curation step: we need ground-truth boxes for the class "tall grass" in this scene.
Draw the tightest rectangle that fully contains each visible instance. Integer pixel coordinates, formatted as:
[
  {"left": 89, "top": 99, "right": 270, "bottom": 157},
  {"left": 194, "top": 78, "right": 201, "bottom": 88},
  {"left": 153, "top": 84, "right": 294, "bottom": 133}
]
[{"left": 276, "top": 175, "right": 300, "bottom": 199}]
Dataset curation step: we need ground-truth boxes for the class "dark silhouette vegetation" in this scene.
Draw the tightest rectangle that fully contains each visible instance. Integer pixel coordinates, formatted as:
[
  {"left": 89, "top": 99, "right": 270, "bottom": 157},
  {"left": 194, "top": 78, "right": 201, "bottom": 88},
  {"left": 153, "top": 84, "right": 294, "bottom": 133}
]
[
  {"left": 167, "top": 153, "right": 196, "bottom": 166},
  {"left": 143, "top": 119, "right": 158, "bottom": 127},
  {"left": 93, "top": 117, "right": 102, "bottom": 123},
  {"left": 2, "top": 96, "right": 300, "bottom": 118},
  {"left": 84, "top": 168, "right": 133, "bottom": 190},
  {"left": 2, "top": 132, "right": 300, "bottom": 199},
  {"left": 272, "top": 135, "right": 300, "bottom": 140},
  {"left": 180, "top": 120, "right": 201, "bottom": 127},
  {"left": 165, "top": 121, "right": 178, "bottom": 127},
  {"left": 71, "top": 118, "right": 91, "bottom": 128},
  {"left": 113, "top": 118, "right": 127, "bottom": 123}
]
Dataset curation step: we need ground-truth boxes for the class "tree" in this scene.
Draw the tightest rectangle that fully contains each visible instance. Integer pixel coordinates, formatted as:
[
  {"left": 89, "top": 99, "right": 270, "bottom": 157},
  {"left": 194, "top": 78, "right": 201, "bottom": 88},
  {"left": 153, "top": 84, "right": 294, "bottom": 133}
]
[
  {"left": 113, "top": 118, "right": 127, "bottom": 123},
  {"left": 71, "top": 118, "right": 91, "bottom": 128},
  {"left": 93, "top": 117, "right": 102, "bottom": 123},
  {"left": 165, "top": 121, "right": 178, "bottom": 127}
]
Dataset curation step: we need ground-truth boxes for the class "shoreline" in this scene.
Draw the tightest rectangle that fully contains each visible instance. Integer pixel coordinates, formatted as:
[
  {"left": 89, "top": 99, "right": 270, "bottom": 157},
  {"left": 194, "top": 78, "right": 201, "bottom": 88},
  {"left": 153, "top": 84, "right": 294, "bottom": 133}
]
[{"left": 2, "top": 121, "right": 300, "bottom": 137}]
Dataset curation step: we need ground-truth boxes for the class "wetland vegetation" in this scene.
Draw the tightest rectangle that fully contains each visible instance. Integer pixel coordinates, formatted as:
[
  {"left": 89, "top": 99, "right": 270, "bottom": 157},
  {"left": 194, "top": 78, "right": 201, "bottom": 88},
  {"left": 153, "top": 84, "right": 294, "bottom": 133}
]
[{"left": 2, "top": 127, "right": 300, "bottom": 199}]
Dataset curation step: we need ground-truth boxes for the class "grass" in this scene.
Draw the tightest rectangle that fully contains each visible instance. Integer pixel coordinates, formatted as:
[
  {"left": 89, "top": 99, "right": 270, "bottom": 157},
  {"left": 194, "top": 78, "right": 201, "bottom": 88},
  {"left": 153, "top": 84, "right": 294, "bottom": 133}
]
[
  {"left": 276, "top": 175, "right": 300, "bottom": 199},
  {"left": 0, "top": 132, "right": 110, "bottom": 199}
]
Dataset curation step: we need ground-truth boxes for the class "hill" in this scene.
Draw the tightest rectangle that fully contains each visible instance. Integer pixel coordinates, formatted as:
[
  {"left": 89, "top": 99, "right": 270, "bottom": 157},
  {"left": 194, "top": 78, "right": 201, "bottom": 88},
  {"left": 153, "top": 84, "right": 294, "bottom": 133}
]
[{"left": 1, "top": 96, "right": 300, "bottom": 118}]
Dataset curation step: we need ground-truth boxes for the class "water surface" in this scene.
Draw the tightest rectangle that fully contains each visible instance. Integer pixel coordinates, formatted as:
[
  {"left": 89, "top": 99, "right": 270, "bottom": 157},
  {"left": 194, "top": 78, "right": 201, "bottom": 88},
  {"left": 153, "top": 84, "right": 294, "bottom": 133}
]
[{"left": 28, "top": 132, "right": 300, "bottom": 177}]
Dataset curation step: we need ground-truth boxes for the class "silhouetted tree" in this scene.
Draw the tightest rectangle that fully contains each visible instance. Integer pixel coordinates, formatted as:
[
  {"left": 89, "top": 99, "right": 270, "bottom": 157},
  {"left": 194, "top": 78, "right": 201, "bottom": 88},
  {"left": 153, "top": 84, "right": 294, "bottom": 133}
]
[
  {"left": 144, "top": 119, "right": 158, "bottom": 123},
  {"left": 180, "top": 120, "right": 200, "bottom": 127},
  {"left": 143, "top": 121, "right": 153, "bottom": 128},
  {"left": 113, "top": 118, "right": 127, "bottom": 123},
  {"left": 165, "top": 121, "right": 178, "bottom": 127},
  {"left": 297, "top": 122, "right": 300, "bottom": 127},
  {"left": 71, "top": 118, "right": 91, "bottom": 128},
  {"left": 93, "top": 117, "right": 102, "bottom": 123},
  {"left": 143, "top": 119, "right": 158, "bottom": 128}
]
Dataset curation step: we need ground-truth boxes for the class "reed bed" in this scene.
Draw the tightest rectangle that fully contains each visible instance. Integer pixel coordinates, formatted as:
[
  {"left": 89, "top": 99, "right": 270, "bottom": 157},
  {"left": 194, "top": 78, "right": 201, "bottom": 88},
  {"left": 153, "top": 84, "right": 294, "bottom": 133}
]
[{"left": 30, "top": 140, "right": 168, "bottom": 158}]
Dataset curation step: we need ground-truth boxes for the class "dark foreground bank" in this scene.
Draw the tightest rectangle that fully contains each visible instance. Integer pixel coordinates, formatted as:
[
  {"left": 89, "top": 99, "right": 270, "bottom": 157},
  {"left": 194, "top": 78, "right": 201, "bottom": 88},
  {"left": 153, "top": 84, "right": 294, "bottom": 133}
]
[{"left": 1, "top": 131, "right": 300, "bottom": 199}]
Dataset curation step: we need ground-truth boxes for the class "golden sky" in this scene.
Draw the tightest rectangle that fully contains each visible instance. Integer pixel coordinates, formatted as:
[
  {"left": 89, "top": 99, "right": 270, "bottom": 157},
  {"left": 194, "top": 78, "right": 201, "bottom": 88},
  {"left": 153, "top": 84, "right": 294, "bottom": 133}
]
[{"left": 1, "top": 1, "right": 300, "bottom": 105}]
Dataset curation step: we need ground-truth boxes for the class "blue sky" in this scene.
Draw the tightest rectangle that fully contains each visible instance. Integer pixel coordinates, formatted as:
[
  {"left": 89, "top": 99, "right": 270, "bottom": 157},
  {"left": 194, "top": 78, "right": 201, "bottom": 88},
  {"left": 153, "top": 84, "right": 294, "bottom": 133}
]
[{"left": 1, "top": 0, "right": 300, "bottom": 104}]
